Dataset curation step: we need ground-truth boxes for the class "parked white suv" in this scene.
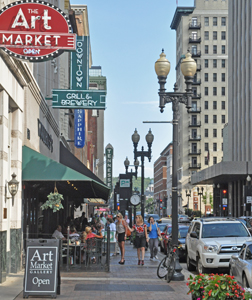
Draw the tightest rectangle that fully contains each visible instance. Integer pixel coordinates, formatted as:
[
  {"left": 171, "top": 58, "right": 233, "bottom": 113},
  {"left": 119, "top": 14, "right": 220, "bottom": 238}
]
[{"left": 186, "top": 218, "right": 252, "bottom": 273}]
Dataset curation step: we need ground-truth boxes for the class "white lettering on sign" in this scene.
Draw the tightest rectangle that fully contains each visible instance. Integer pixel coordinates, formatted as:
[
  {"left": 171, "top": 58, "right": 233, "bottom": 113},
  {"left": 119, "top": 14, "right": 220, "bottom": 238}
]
[
  {"left": 2, "top": 33, "right": 61, "bottom": 47},
  {"left": 61, "top": 99, "right": 98, "bottom": 107},
  {"left": 30, "top": 250, "right": 53, "bottom": 261},
  {"left": 32, "top": 277, "right": 50, "bottom": 287},
  {"left": 11, "top": 8, "right": 52, "bottom": 30},
  {"left": 66, "top": 93, "right": 92, "bottom": 100},
  {"left": 75, "top": 41, "right": 83, "bottom": 88}
]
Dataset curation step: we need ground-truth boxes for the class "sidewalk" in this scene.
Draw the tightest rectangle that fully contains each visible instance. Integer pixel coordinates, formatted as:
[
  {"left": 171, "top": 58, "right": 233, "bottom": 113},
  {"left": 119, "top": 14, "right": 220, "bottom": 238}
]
[{"left": 1, "top": 241, "right": 192, "bottom": 300}]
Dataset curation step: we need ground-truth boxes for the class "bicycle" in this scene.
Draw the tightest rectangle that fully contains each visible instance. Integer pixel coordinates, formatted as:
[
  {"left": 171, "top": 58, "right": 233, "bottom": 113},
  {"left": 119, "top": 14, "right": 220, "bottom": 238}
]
[{"left": 157, "top": 244, "right": 179, "bottom": 282}]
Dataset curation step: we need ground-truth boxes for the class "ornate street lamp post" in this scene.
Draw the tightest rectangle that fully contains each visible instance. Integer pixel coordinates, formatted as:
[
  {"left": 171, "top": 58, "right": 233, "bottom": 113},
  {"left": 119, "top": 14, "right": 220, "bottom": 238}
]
[
  {"left": 124, "top": 157, "right": 139, "bottom": 226},
  {"left": 155, "top": 49, "right": 196, "bottom": 281},
  {"left": 132, "top": 129, "right": 154, "bottom": 219},
  {"left": 186, "top": 189, "right": 191, "bottom": 214},
  {"left": 197, "top": 187, "right": 204, "bottom": 218}
]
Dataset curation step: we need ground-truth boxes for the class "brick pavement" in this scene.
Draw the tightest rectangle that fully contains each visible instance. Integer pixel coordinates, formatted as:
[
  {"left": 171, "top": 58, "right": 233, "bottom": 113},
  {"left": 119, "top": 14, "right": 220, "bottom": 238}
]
[{"left": 9, "top": 241, "right": 192, "bottom": 300}]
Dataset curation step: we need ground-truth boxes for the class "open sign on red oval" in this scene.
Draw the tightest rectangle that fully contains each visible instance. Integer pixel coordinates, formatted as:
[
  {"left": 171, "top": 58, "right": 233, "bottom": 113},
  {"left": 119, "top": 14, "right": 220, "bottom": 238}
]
[{"left": 0, "top": 0, "right": 76, "bottom": 61}]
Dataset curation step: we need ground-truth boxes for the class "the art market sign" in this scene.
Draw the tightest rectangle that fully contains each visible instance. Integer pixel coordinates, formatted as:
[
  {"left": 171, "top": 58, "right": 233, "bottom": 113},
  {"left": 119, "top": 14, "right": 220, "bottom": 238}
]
[{"left": 0, "top": 0, "right": 76, "bottom": 61}]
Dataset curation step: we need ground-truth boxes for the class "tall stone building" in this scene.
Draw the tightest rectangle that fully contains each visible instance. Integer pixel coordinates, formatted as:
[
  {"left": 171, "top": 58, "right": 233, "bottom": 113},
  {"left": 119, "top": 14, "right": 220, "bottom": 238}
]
[
  {"left": 192, "top": 0, "right": 252, "bottom": 218},
  {"left": 170, "top": 0, "right": 228, "bottom": 212}
]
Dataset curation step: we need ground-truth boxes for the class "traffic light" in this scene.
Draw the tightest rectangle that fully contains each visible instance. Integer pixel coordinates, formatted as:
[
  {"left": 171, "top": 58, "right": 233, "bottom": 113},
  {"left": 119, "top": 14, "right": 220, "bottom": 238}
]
[
  {"left": 222, "top": 190, "right": 227, "bottom": 195},
  {"left": 117, "top": 205, "right": 120, "bottom": 210},
  {"left": 160, "top": 199, "right": 162, "bottom": 202}
]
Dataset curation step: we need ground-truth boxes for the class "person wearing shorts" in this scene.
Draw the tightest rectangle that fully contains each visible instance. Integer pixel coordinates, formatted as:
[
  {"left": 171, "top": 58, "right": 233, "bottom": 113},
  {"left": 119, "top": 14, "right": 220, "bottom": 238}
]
[{"left": 116, "top": 213, "right": 128, "bottom": 264}]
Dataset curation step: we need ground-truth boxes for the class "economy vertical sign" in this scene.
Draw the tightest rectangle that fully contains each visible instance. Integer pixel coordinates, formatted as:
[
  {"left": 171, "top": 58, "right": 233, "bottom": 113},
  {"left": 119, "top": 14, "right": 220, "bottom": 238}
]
[
  {"left": 105, "top": 144, "right": 113, "bottom": 192},
  {"left": 74, "top": 109, "right": 85, "bottom": 148}
]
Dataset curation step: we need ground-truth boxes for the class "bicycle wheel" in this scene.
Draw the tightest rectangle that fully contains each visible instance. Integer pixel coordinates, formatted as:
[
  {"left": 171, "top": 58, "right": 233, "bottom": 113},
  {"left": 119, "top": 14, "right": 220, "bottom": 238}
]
[
  {"left": 167, "top": 253, "right": 176, "bottom": 283},
  {"left": 157, "top": 256, "right": 169, "bottom": 279}
]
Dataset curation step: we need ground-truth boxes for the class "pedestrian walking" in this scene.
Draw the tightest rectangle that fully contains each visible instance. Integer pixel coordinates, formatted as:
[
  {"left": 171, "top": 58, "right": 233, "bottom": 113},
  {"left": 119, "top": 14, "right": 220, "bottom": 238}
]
[
  {"left": 115, "top": 213, "right": 128, "bottom": 264},
  {"left": 147, "top": 216, "right": 160, "bottom": 260},
  {"left": 130, "top": 215, "right": 148, "bottom": 266}
]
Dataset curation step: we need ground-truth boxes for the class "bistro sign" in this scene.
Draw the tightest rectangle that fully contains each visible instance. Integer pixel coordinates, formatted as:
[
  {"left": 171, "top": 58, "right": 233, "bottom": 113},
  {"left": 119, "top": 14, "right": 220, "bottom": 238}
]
[{"left": 0, "top": 0, "right": 76, "bottom": 61}]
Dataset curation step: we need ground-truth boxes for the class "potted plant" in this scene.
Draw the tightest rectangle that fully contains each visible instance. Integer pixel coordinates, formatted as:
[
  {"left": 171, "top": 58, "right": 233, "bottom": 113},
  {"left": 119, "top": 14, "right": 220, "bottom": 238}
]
[
  {"left": 187, "top": 273, "right": 252, "bottom": 300},
  {"left": 41, "top": 184, "right": 64, "bottom": 213}
]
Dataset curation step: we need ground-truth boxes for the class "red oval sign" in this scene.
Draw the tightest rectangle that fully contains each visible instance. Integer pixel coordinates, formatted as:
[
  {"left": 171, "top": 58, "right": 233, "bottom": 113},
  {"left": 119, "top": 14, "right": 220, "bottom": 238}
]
[{"left": 0, "top": 0, "right": 76, "bottom": 61}]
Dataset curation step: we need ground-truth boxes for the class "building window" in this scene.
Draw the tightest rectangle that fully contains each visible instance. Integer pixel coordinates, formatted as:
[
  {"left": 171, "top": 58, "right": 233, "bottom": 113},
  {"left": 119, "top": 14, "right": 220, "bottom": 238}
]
[
  {"left": 222, "top": 143, "right": 223, "bottom": 151},
  {"left": 221, "top": 31, "right": 226, "bottom": 40},
  {"left": 222, "top": 59, "right": 225, "bottom": 67},
  {"left": 213, "top": 45, "right": 217, "bottom": 54},
  {"left": 213, "top": 115, "right": 217, "bottom": 123},
  {"left": 213, "top": 31, "right": 217, "bottom": 40},
  {"left": 213, "top": 73, "right": 217, "bottom": 82},
  {"left": 192, "top": 87, "right": 197, "bottom": 96},
  {"left": 192, "top": 45, "right": 197, "bottom": 55},
  {"left": 205, "top": 59, "right": 208, "bottom": 68},
  {"left": 205, "top": 101, "right": 208, "bottom": 109},
  {"left": 205, "top": 73, "right": 208, "bottom": 82},
  {"left": 213, "top": 157, "right": 217, "bottom": 164},
  {"left": 222, "top": 45, "right": 226, "bottom": 54},
  {"left": 205, "top": 45, "right": 209, "bottom": 54},
  {"left": 221, "top": 17, "right": 226, "bottom": 26},
  {"left": 213, "top": 143, "right": 217, "bottom": 151},
  {"left": 204, "top": 31, "right": 209, "bottom": 40},
  {"left": 205, "top": 157, "right": 208, "bottom": 165},
  {"left": 205, "top": 143, "right": 209, "bottom": 151},
  {"left": 213, "top": 59, "right": 217, "bottom": 68},
  {"left": 213, "top": 128, "right": 217, "bottom": 137},
  {"left": 222, "top": 128, "right": 223, "bottom": 137},
  {"left": 213, "top": 87, "right": 217, "bottom": 96},
  {"left": 205, "top": 128, "right": 208, "bottom": 137},
  {"left": 222, "top": 87, "right": 225, "bottom": 96},
  {"left": 213, "top": 17, "right": 217, "bottom": 26},
  {"left": 205, "top": 115, "right": 208, "bottom": 123},
  {"left": 205, "top": 87, "right": 208, "bottom": 96},
  {"left": 221, "top": 101, "right": 225, "bottom": 109},
  {"left": 222, "top": 115, "right": 226, "bottom": 123},
  {"left": 222, "top": 73, "right": 225, "bottom": 82},
  {"left": 213, "top": 101, "right": 217, "bottom": 109},
  {"left": 205, "top": 17, "right": 209, "bottom": 26}
]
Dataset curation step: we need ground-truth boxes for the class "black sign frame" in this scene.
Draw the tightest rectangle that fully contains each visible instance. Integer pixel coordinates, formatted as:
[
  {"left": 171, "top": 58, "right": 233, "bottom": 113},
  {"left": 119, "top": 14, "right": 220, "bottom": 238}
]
[{"left": 23, "top": 239, "right": 60, "bottom": 298}]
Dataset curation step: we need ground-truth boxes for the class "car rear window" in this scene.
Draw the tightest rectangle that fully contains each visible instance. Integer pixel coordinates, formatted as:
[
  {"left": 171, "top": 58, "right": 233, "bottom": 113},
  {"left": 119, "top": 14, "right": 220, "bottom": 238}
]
[
  {"left": 202, "top": 223, "right": 250, "bottom": 238},
  {"left": 179, "top": 228, "right": 189, "bottom": 238}
]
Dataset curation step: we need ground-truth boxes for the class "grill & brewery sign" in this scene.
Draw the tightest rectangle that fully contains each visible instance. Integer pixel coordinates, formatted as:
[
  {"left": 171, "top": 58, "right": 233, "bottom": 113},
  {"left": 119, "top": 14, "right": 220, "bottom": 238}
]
[{"left": 0, "top": 0, "right": 76, "bottom": 61}]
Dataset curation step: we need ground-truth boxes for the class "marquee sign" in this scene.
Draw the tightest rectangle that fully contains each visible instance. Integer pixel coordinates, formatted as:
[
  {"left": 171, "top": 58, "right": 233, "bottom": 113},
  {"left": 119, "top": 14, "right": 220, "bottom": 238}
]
[{"left": 0, "top": 0, "right": 76, "bottom": 61}]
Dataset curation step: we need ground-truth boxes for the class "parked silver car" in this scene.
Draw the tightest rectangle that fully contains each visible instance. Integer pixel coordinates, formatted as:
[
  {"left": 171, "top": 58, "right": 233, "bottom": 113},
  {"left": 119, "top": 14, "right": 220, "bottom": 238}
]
[
  {"left": 178, "top": 214, "right": 190, "bottom": 223},
  {"left": 229, "top": 241, "right": 252, "bottom": 288}
]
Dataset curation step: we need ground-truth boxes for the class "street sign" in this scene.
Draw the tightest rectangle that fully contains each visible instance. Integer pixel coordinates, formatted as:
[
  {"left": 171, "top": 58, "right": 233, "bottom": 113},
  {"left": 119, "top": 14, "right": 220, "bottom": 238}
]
[
  {"left": 222, "top": 198, "right": 227, "bottom": 205},
  {"left": 0, "top": 0, "right": 76, "bottom": 61},
  {"left": 247, "top": 196, "right": 252, "bottom": 204},
  {"left": 120, "top": 179, "right": 130, "bottom": 188},
  {"left": 52, "top": 89, "right": 106, "bottom": 109}
]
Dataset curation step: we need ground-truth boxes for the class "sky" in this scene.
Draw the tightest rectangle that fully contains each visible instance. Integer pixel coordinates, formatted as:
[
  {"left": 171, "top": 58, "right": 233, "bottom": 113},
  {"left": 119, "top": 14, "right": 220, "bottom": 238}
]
[{"left": 73, "top": 0, "right": 195, "bottom": 179}]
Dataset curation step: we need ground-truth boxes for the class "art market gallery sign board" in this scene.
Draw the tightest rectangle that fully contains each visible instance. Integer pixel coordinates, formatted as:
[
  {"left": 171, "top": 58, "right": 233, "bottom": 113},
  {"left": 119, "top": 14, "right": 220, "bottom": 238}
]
[
  {"left": 0, "top": 0, "right": 76, "bottom": 61},
  {"left": 23, "top": 239, "right": 60, "bottom": 298}
]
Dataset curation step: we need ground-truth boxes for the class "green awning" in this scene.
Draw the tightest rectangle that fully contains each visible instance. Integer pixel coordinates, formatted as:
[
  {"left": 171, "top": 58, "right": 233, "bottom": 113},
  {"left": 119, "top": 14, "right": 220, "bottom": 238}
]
[{"left": 22, "top": 146, "right": 110, "bottom": 200}]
